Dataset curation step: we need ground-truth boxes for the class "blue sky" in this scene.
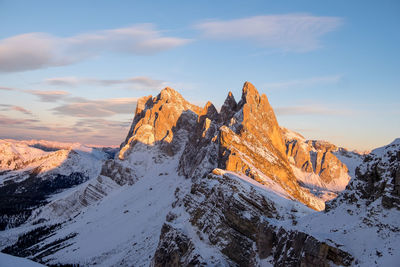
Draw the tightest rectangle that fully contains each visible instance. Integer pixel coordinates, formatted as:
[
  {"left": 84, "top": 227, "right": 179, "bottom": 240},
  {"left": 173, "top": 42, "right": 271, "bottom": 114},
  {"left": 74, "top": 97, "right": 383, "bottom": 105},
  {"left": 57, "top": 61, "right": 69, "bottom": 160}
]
[{"left": 0, "top": 0, "right": 399, "bottom": 150}]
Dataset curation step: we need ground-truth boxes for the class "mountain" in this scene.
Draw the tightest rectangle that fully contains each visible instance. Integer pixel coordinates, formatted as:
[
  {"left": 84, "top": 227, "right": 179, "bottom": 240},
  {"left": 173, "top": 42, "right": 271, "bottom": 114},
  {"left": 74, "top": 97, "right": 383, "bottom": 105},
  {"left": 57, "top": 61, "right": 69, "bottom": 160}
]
[
  {"left": 0, "top": 139, "right": 114, "bottom": 230},
  {"left": 0, "top": 82, "right": 398, "bottom": 266}
]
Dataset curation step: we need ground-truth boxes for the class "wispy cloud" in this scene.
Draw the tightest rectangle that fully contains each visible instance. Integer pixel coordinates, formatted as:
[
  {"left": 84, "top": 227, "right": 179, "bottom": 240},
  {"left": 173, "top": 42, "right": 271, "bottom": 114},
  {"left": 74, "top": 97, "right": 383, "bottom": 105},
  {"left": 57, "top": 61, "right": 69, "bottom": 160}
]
[
  {"left": 0, "top": 24, "right": 191, "bottom": 72},
  {"left": 0, "top": 86, "right": 17, "bottom": 91},
  {"left": 74, "top": 118, "right": 131, "bottom": 129},
  {"left": 275, "top": 104, "right": 353, "bottom": 116},
  {"left": 0, "top": 104, "right": 33, "bottom": 116},
  {"left": 264, "top": 75, "right": 341, "bottom": 90},
  {"left": 195, "top": 14, "right": 342, "bottom": 52},
  {"left": 0, "top": 114, "right": 130, "bottom": 146},
  {"left": 0, "top": 114, "right": 39, "bottom": 125},
  {"left": 44, "top": 76, "right": 167, "bottom": 90},
  {"left": 25, "top": 90, "right": 70, "bottom": 102},
  {"left": 52, "top": 97, "right": 138, "bottom": 117},
  {"left": 11, "top": 106, "right": 33, "bottom": 115}
]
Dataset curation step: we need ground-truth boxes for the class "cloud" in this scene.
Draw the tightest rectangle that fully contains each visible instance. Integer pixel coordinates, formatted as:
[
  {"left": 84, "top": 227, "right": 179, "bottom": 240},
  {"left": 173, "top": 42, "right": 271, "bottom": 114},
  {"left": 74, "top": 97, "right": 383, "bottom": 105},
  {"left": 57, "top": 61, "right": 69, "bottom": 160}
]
[
  {"left": 11, "top": 106, "right": 33, "bottom": 115},
  {"left": 0, "top": 114, "right": 39, "bottom": 125},
  {"left": 0, "top": 24, "right": 191, "bottom": 72},
  {"left": 0, "top": 104, "right": 33, "bottom": 115},
  {"left": 74, "top": 118, "right": 131, "bottom": 128},
  {"left": 44, "top": 76, "right": 167, "bottom": 90},
  {"left": 25, "top": 90, "right": 69, "bottom": 102},
  {"left": 275, "top": 105, "right": 352, "bottom": 116},
  {"left": 195, "top": 14, "right": 342, "bottom": 52},
  {"left": 0, "top": 113, "right": 131, "bottom": 146},
  {"left": 53, "top": 97, "right": 138, "bottom": 117},
  {"left": 264, "top": 75, "right": 341, "bottom": 90},
  {"left": 0, "top": 86, "right": 17, "bottom": 91}
]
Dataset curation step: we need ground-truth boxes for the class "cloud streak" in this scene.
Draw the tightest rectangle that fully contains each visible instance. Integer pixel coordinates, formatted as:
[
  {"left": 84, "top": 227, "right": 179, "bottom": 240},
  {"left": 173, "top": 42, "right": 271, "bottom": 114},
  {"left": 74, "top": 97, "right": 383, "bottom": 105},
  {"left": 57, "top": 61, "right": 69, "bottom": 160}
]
[
  {"left": 0, "top": 104, "right": 33, "bottom": 116},
  {"left": 0, "top": 114, "right": 39, "bottom": 125},
  {"left": 196, "top": 14, "right": 342, "bottom": 52},
  {"left": 25, "top": 90, "right": 70, "bottom": 102},
  {"left": 0, "top": 114, "right": 130, "bottom": 146},
  {"left": 44, "top": 76, "right": 166, "bottom": 90},
  {"left": 0, "top": 24, "right": 191, "bottom": 72},
  {"left": 53, "top": 97, "right": 138, "bottom": 117}
]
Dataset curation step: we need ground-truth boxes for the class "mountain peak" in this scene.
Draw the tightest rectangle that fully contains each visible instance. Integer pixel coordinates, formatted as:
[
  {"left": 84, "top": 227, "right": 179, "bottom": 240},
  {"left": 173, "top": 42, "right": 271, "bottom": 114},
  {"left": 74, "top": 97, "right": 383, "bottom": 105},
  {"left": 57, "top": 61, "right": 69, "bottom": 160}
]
[
  {"left": 158, "top": 87, "right": 184, "bottom": 101},
  {"left": 241, "top": 81, "right": 260, "bottom": 103},
  {"left": 220, "top": 91, "right": 237, "bottom": 123},
  {"left": 199, "top": 101, "right": 219, "bottom": 121},
  {"left": 242, "top": 81, "right": 258, "bottom": 95}
]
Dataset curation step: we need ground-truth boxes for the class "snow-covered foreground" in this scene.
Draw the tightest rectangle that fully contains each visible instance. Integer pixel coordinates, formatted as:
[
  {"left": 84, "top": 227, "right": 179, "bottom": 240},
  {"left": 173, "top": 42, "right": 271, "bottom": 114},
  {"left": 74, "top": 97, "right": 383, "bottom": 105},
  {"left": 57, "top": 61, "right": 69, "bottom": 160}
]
[
  {"left": 295, "top": 201, "right": 399, "bottom": 266},
  {"left": 42, "top": 167, "right": 189, "bottom": 265},
  {"left": 0, "top": 252, "right": 45, "bottom": 267}
]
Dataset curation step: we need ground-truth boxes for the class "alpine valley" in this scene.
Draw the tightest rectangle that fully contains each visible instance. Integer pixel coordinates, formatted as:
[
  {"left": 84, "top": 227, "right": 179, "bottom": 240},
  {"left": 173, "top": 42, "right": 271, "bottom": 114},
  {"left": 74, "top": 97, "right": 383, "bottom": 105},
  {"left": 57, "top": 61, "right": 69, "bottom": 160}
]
[{"left": 0, "top": 82, "right": 399, "bottom": 266}]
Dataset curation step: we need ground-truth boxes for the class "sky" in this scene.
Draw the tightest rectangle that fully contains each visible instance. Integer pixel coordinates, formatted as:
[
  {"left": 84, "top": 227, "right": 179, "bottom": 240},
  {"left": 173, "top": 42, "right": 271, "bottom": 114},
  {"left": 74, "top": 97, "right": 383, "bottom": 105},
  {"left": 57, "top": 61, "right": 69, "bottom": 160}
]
[{"left": 0, "top": 0, "right": 399, "bottom": 150}]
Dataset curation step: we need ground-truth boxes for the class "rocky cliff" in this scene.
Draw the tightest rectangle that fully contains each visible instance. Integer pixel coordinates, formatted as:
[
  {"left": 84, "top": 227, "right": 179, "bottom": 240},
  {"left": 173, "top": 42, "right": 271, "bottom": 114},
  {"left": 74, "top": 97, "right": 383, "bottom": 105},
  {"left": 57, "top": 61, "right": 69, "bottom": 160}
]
[{"left": 281, "top": 127, "right": 356, "bottom": 201}]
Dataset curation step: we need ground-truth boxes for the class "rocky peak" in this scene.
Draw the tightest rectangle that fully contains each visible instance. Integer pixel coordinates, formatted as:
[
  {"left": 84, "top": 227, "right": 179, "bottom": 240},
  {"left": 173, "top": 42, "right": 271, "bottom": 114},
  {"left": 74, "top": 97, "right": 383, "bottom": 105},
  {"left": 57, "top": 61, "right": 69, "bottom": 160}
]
[
  {"left": 199, "top": 101, "right": 219, "bottom": 122},
  {"left": 220, "top": 91, "right": 237, "bottom": 124},
  {"left": 228, "top": 82, "right": 288, "bottom": 161},
  {"left": 216, "top": 82, "right": 324, "bottom": 210},
  {"left": 119, "top": 87, "right": 201, "bottom": 160},
  {"left": 158, "top": 87, "right": 184, "bottom": 102},
  {"left": 238, "top": 81, "right": 261, "bottom": 107}
]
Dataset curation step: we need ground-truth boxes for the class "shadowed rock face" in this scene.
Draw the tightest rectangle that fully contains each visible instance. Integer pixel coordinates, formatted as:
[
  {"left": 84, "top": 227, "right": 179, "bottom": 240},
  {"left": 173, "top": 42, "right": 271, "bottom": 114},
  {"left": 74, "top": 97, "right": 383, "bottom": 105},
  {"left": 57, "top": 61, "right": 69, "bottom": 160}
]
[{"left": 327, "top": 139, "right": 400, "bottom": 211}]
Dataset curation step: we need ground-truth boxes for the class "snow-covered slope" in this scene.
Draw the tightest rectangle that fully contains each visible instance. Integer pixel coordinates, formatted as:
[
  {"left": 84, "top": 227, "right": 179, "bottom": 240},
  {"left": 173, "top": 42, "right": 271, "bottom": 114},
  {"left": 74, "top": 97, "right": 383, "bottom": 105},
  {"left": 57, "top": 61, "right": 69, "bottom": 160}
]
[
  {"left": 294, "top": 138, "right": 400, "bottom": 266},
  {"left": 1, "top": 146, "right": 189, "bottom": 266},
  {"left": 0, "top": 139, "right": 111, "bottom": 230},
  {"left": 0, "top": 252, "right": 45, "bottom": 267}
]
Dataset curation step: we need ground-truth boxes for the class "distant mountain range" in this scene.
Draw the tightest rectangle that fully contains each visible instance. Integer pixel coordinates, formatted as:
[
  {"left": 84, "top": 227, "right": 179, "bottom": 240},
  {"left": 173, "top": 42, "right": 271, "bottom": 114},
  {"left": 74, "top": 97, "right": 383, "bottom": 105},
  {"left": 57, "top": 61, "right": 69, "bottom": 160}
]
[{"left": 0, "top": 82, "right": 398, "bottom": 266}]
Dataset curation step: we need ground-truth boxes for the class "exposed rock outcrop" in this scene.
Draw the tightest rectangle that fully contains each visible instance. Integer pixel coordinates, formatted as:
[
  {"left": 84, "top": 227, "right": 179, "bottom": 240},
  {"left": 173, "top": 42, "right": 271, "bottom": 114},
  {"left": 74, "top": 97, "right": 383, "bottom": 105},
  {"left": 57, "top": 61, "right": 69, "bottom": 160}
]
[
  {"left": 281, "top": 128, "right": 353, "bottom": 201},
  {"left": 328, "top": 138, "right": 400, "bottom": 211},
  {"left": 153, "top": 170, "right": 353, "bottom": 266},
  {"left": 119, "top": 88, "right": 201, "bottom": 160}
]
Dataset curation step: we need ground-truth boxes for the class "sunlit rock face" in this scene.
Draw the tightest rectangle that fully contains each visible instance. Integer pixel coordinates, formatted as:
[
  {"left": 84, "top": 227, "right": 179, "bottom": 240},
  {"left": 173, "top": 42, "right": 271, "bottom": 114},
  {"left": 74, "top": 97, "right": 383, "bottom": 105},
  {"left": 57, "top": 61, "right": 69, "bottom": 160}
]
[
  {"left": 216, "top": 82, "right": 324, "bottom": 210},
  {"left": 281, "top": 127, "right": 355, "bottom": 202},
  {"left": 119, "top": 87, "right": 202, "bottom": 160},
  {"left": 283, "top": 130, "right": 349, "bottom": 186}
]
